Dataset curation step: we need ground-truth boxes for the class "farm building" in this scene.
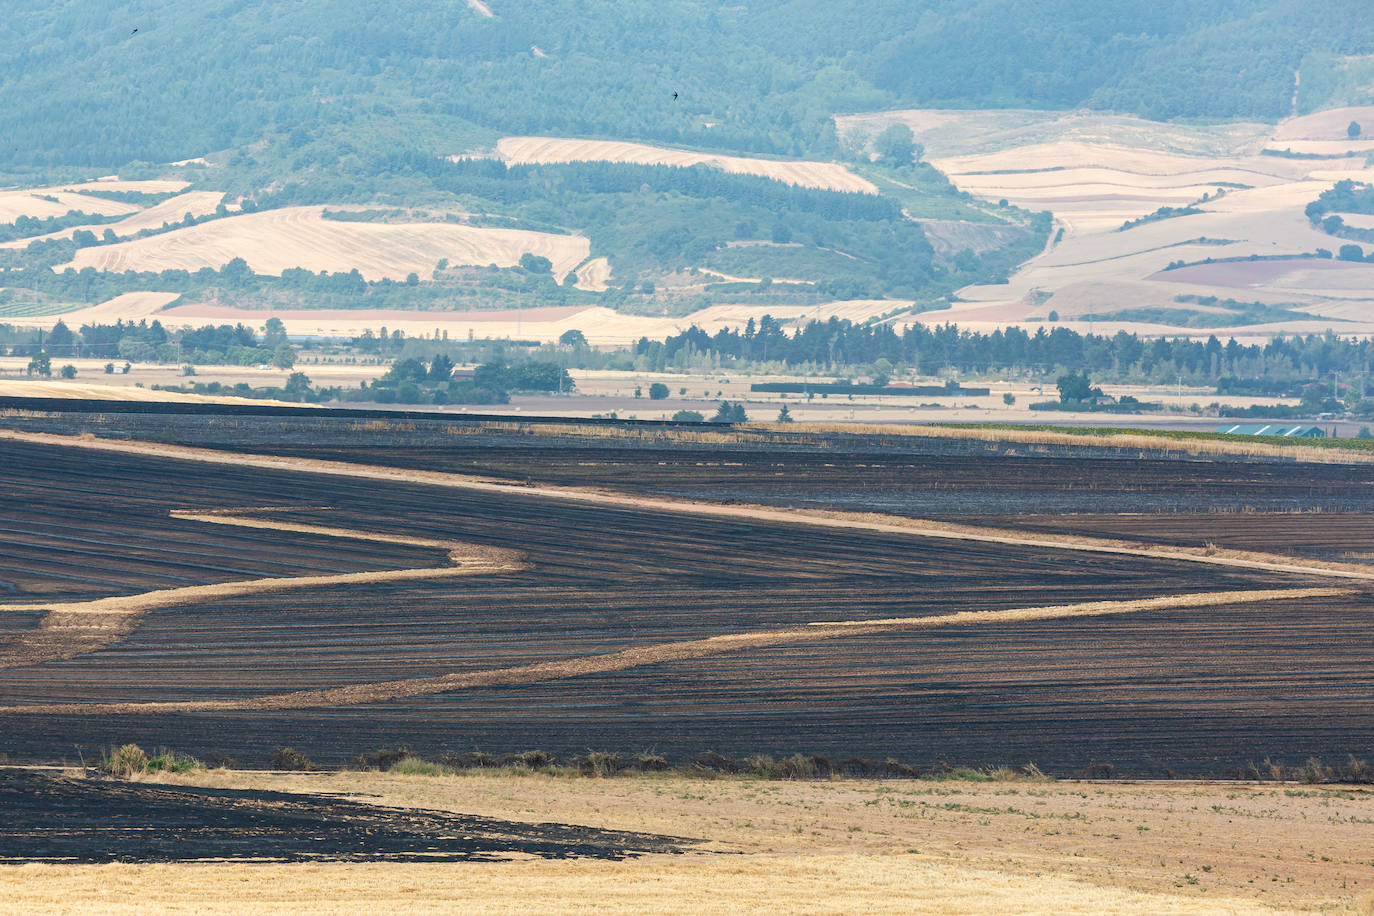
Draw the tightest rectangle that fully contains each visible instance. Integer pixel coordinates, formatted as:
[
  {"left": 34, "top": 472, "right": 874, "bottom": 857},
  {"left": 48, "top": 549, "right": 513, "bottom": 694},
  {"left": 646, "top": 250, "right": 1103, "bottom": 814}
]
[{"left": 1214, "top": 424, "right": 1325, "bottom": 438}]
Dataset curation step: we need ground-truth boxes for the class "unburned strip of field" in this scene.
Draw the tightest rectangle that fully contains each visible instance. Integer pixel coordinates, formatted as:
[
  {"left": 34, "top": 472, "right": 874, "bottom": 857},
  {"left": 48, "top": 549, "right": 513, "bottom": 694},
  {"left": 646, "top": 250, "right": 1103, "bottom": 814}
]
[{"left": 5, "top": 429, "right": 1374, "bottom": 585}]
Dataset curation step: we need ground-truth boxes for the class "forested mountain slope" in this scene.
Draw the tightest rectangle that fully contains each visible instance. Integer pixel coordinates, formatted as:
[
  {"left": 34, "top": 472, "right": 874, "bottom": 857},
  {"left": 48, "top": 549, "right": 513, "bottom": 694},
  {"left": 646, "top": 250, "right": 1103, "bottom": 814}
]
[{"left": 3, "top": 0, "right": 1374, "bottom": 171}]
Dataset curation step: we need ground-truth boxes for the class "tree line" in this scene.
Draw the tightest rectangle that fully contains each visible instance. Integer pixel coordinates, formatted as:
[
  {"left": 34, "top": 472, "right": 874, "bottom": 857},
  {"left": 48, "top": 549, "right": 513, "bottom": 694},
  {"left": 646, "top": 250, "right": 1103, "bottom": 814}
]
[{"left": 634, "top": 317, "right": 1374, "bottom": 384}]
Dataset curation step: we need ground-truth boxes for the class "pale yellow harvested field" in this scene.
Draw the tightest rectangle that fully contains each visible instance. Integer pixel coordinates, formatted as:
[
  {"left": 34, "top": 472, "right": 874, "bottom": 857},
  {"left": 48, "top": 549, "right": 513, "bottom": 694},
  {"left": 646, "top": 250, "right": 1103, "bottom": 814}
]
[
  {"left": 131, "top": 298, "right": 905, "bottom": 346},
  {"left": 933, "top": 141, "right": 1303, "bottom": 181},
  {"left": 0, "top": 291, "right": 180, "bottom": 329},
  {"left": 0, "top": 189, "right": 136, "bottom": 224},
  {"left": 62, "top": 206, "right": 591, "bottom": 282},
  {"left": 837, "top": 109, "right": 1272, "bottom": 159},
  {"left": 838, "top": 107, "right": 1374, "bottom": 337},
  {"left": 0, "top": 855, "right": 1298, "bottom": 915},
  {"left": 3, "top": 771, "right": 1366, "bottom": 914},
  {"left": 1266, "top": 140, "right": 1374, "bottom": 157},
  {"left": 1273, "top": 105, "right": 1374, "bottom": 140},
  {"left": 0, "top": 179, "right": 192, "bottom": 224},
  {"left": 494, "top": 136, "right": 879, "bottom": 194},
  {"left": 1336, "top": 211, "right": 1374, "bottom": 229},
  {"left": 0, "top": 192, "right": 228, "bottom": 249},
  {"left": 573, "top": 254, "right": 611, "bottom": 290},
  {"left": 0, "top": 381, "right": 229, "bottom": 403}
]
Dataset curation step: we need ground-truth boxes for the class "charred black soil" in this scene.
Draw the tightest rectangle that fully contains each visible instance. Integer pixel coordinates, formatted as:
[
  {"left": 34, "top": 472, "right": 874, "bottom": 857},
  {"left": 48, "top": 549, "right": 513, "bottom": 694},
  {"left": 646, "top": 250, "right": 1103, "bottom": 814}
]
[
  {"left": 1, "top": 411, "right": 1370, "bottom": 776},
  {"left": 0, "top": 769, "right": 688, "bottom": 863}
]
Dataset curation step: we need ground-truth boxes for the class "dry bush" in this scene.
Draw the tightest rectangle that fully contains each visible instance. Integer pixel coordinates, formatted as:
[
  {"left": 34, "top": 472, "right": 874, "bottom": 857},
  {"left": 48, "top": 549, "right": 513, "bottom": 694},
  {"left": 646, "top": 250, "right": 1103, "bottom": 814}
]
[
  {"left": 510, "top": 749, "right": 556, "bottom": 770},
  {"left": 634, "top": 751, "right": 669, "bottom": 772},
  {"left": 1300, "top": 757, "right": 1334, "bottom": 784},
  {"left": 270, "top": 746, "right": 317, "bottom": 770},
  {"left": 100, "top": 743, "right": 148, "bottom": 777},
  {"left": 1341, "top": 755, "right": 1374, "bottom": 783},
  {"left": 351, "top": 747, "right": 414, "bottom": 771}
]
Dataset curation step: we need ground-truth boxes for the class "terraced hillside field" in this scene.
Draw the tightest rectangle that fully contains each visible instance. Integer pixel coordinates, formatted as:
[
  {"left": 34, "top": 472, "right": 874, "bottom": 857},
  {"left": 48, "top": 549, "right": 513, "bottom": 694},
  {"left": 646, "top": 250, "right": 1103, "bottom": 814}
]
[{"left": 0, "top": 412, "right": 1370, "bottom": 775}]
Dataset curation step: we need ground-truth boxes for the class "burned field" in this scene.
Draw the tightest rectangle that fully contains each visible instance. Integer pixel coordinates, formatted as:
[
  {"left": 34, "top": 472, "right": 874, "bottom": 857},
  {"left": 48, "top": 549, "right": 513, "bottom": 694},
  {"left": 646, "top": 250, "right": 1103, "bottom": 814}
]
[
  {"left": 0, "top": 410, "right": 1371, "bottom": 776},
  {"left": 0, "top": 769, "right": 685, "bottom": 863}
]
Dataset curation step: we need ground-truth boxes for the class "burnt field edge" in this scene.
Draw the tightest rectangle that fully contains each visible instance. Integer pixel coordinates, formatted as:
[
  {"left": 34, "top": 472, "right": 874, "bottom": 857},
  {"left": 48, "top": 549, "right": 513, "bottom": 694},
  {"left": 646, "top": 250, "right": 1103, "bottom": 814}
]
[{"left": 0, "top": 768, "right": 695, "bottom": 864}]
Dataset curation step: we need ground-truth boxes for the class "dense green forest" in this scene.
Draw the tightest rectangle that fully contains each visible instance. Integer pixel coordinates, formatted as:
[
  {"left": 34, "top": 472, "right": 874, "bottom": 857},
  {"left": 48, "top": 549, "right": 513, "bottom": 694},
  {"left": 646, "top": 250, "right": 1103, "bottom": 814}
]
[{"left": 2, "top": 0, "right": 1373, "bottom": 175}]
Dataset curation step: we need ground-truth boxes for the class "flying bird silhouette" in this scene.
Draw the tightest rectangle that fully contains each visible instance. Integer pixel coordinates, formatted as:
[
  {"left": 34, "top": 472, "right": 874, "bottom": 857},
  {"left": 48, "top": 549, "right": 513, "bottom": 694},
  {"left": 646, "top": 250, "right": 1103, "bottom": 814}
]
[
  {"left": 672, "top": 91, "right": 678, "bottom": 100},
  {"left": 131, "top": 28, "right": 138, "bottom": 34}
]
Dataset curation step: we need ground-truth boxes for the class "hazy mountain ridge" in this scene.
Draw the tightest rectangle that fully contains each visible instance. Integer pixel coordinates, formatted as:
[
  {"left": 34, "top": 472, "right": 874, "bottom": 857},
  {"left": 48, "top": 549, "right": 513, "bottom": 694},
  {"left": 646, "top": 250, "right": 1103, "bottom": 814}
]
[{"left": 3, "top": 1, "right": 1374, "bottom": 171}]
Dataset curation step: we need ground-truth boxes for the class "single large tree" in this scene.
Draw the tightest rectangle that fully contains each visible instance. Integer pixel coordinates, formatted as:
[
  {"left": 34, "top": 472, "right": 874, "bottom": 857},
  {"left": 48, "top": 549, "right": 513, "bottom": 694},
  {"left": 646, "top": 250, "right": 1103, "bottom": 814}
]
[
  {"left": 1056, "top": 370, "right": 1102, "bottom": 403},
  {"left": 428, "top": 353, "right": 455, "bottom": 381},
  {"left": 272, "top": 342, "right": 297, "bottom": 369},
  {"left": 46, "top": 320, "right": 74, "bottom": 354},
  {"left": 874, "top": 123, "right": 922, "bottom": 166}
]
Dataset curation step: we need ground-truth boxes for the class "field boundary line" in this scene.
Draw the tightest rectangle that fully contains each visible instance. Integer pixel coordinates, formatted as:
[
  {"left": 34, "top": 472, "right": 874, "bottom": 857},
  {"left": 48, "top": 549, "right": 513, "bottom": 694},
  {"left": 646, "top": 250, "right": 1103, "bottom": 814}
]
[
  {"left": 0, "top": 508, "right": 527, "bottom": 670},
  {"left": 0, "top": 587, "right": 1349, "bottom": 715},
  {"left": 5, "top": 428, "right": 1374, "bottom": 583}
]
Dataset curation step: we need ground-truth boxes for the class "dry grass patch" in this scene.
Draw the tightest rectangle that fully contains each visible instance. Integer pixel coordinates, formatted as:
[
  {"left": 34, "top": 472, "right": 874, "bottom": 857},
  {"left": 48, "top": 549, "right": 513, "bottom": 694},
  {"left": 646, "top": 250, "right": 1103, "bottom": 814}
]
[
  {"left": 0, "top": 855, "right": 1293, "bottom": 915},
  {"left": 22, "top": 767, "right": 1367, "bottom": 913}
]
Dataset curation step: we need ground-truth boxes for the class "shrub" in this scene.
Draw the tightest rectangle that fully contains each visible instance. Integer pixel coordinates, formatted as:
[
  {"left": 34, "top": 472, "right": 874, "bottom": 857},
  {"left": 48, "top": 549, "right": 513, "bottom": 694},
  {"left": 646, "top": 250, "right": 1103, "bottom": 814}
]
[
  {"left": 271, "top": 746, "right": 316, "bottom": 770},
  {"left": 101, "top": 743, "right": 148, "bottom": 777},
  {"left": 1300, "top": 757, "right": 1333, "bottom": 784},
  {"left": 511, "top": 749, "right": 554, "bottom": 770},
  {"left": 579, "top": 751, "right": 623, "bottom": 777},
  {"left": 144, "top": 752, "right": 200, "bottom": 774},
  {"left": 648, "top": 382, "right": 669, "bottom": 400},
  {"left": 671, "top": 409, "right": 704, "bottom": 422},
  {"left": 634, "top": 752, "right": 669, "bottom": 772},
  {"left": 352, "top": 747, "right": 414, "bottom": 770}
]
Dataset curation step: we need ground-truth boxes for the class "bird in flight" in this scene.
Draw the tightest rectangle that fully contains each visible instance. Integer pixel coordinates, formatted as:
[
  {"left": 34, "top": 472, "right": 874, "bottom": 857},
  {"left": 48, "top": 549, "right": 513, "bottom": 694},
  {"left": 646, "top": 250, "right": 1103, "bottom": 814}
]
[
  {"left": 672, "top": 91, "right": 678, "bottom": 101},
  {"left": 131, "top": 28, "right": 138, "bottom": 34}
]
